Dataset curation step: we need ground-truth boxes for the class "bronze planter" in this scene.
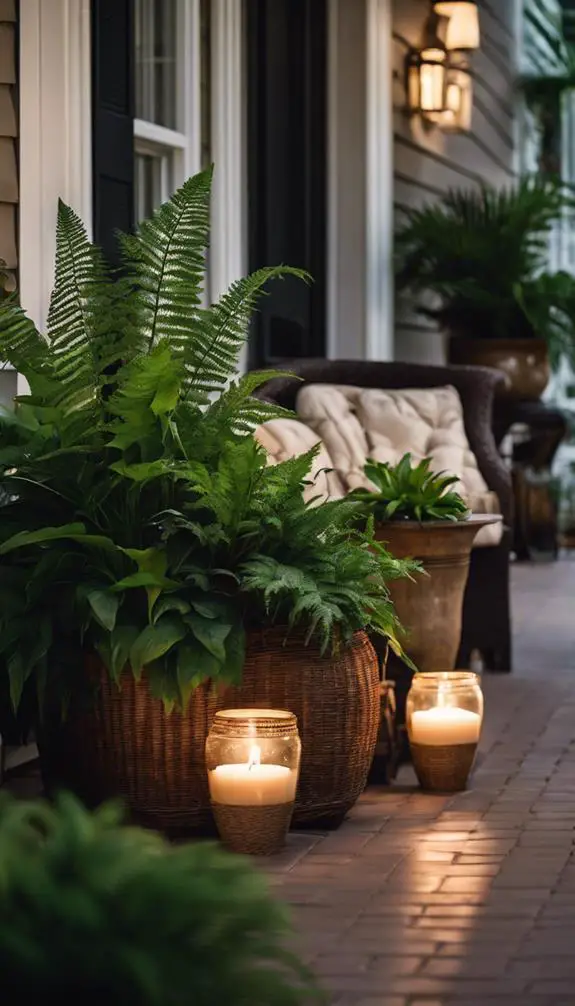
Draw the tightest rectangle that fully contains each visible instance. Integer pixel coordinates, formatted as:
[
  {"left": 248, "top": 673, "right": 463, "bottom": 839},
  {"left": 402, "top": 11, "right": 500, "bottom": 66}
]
[
  {"left": 448, "top": 337, "right": 550, "bottom": 401},
  {"left": 375, "top": 516, "right": 502, "bottom": 673}
]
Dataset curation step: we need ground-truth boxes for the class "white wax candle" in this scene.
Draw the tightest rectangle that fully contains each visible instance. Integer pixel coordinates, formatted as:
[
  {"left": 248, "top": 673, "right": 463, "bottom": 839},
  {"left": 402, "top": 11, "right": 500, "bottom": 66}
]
[
  {"left": 209, "top": 746, "right": 297, "bottom": 806},
  {"left": 410, "top": 705, "right": 481, "bottom": 746}
]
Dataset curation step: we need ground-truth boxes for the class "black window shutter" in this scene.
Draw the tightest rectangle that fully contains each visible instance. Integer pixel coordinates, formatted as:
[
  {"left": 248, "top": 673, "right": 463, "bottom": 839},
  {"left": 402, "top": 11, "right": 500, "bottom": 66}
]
[{"left": 91, "top": 0, "right": 135, "bottom": 265}]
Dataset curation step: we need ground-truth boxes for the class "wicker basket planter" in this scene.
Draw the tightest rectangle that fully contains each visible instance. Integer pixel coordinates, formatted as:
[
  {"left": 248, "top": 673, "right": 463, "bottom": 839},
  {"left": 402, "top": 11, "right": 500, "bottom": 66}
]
[
  {"left": 222, "top": 628, "right": 380, "bottom": 826},
  {"left": 40, "top": 629, "right": 379, "bottom": 834}
]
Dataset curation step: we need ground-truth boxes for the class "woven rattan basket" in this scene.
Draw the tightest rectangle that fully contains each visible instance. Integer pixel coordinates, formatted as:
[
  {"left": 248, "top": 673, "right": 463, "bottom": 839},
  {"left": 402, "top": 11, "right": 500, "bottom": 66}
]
[
  {"left": 222, "top": 628, "right": 380, "bottom": 826},
  {"left": 40, "top": 629, "right": 379, "bottom": 833}
]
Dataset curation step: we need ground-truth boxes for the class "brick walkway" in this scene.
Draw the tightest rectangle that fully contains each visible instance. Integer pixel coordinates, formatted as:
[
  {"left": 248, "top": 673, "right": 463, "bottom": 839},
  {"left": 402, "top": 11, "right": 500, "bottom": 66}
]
[
  {"left": 267, "top": 559, "right": 575, "bottom": 1006},
  {"left": 4, "top": 559, "right": 575, "bottom": 1003}
]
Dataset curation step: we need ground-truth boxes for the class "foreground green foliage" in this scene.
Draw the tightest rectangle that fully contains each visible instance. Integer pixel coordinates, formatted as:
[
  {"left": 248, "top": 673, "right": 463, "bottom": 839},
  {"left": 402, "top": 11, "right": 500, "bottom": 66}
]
[
  {"left": 0, "top": 169, "right": 414, "bottom": 717},
  {"left": 0, "top": 793, "right": 319, "bottom": 1006},
  {"left": 351, "top": 455, "right": 469, "bottom": 523},
  {"left": 395, "top": 176, "right": 575, "bottom": 367}
]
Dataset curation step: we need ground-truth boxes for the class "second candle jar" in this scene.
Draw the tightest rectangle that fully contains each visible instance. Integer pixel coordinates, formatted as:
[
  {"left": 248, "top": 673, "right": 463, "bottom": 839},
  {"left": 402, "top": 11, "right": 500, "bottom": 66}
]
[{"left": 406, "top": 671, "right": 483, "bottom": 792}]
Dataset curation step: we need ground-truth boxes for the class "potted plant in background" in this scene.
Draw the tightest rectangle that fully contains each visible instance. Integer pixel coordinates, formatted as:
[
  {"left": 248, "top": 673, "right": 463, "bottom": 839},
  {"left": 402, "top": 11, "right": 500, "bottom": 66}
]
[
  {"left": 520, "top": 40, "right": 575, "bottom": 177},
  {"left": 395, "top": 176, "right": 575, "bottom": 400},
  {"left": 0, "top": 792, "right": 319, "bottom": 1006},
  {"left": 0, "top": 170, "right": 414, "bottom": 832},
  {"left": 351, "top": 454, "right": 501, "bottom": 674}
]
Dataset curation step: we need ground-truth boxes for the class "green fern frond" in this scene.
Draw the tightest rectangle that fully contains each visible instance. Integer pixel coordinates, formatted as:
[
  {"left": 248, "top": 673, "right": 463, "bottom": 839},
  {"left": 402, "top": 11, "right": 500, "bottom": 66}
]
[
  {"left": 47, "top": 201, "right": 113, "bottom": 414},
  {"left": 202, "top": 369, "right": 296, "bottom": 438},
  {"left": 121, "top": 169, "right": 212, "bottom": 356},
  {"left": 184, "top": 267, "right": 309, "bottom": 401},
  {"left": 107, "top": 342, "right": 185, "bottom": 455},
  {"left": 0, "top": 298, "right": 52, "bottom": 378}
]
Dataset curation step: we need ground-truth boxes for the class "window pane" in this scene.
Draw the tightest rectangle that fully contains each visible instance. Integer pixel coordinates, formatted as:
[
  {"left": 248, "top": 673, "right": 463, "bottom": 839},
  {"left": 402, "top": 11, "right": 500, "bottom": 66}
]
[
  {"left": 135, "top": 0, "right": 177, "bottom": 129},
  {"left": 135, "top": 152, "right": 166, "bottom": 222}
]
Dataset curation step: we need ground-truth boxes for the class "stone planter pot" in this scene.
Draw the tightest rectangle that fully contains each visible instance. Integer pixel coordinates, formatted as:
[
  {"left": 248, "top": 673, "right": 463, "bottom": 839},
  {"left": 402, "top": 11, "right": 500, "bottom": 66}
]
[
  {"left": 448, "top": 337, "right": 550, "bottom": 402},
  {"left": 375, "top": 516, "right": 501, "bottom": 673}
]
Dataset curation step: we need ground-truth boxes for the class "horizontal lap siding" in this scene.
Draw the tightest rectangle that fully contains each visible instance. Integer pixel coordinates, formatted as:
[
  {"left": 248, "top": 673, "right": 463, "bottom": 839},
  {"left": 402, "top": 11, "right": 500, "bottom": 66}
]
[
  {"left": 0, "top": 0, "right": 17, "bottom": 406},
  {"left": 0, "top": 0, "right": 17, "bottom": 278},
  {"left": 392, "top": 0, "right": 517, "bottom": 363}
]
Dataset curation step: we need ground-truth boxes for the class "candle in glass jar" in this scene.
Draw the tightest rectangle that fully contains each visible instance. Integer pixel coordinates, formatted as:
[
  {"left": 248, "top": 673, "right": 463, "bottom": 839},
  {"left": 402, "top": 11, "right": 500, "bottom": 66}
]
[
  {"left": 208, "top": 745, "right": 297, "bottom": 806},
  {"left": 410, "top": 705, "right": 481, "bottom": 746}
]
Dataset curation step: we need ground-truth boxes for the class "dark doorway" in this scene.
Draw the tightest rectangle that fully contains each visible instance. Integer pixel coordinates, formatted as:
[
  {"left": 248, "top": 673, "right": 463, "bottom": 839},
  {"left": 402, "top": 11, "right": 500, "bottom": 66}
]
[{"left": 247, "top": 0, "right": 327, "bottom": 367}]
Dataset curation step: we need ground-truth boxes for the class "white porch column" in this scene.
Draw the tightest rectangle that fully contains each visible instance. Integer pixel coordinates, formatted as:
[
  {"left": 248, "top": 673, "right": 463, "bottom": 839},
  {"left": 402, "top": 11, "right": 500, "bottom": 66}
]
[
  {"left": 365, "top": 0, "right": 394, "bottom": 360},
  {"left": 327, "top": 0, "right": 394, "bottom": 360},
  {"left": 209, "top": 0, "right": 246, "bottom": 304},
  {"left": 19, "top": 0, "right": 92, "bottom": 337}
]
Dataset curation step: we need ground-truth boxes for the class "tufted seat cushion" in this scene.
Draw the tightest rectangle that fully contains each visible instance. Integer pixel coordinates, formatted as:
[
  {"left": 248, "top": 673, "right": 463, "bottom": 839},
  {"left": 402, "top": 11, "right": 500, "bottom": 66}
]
[
  {"left": 256, "top": 384, "right": 502, "bottom": 547},
  {"left": 254, "top": 417, "right": 345, "bottom": 504}
]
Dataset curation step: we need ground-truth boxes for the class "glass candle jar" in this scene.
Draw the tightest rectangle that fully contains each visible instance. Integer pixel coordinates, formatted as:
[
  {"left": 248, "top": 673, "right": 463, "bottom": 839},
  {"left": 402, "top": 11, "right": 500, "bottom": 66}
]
[
  {"left": 406, "top": 671, "right": 483, "bottom": 792},
  {"left": 206, "top": 709, "right": 301, "bottom": 855}
]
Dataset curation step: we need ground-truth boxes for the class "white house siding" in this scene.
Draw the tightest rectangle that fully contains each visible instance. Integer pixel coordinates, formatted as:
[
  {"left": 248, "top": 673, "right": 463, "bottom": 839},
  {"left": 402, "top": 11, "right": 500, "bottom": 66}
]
[{"left": 392, "top": 0, "right": 518, "bottom": 364}]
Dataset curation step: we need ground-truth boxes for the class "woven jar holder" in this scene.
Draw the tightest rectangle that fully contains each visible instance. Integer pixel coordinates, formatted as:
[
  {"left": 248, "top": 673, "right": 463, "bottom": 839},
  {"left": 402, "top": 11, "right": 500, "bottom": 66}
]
[
  {"left": 410, "top": 741, "right": 477, "bottom": 793},
  {"left": 211, "top": 801, "right": 295, "bottom": 855},
  {"left": 208, "top": 710, "right": 298, "bottom": 855}
]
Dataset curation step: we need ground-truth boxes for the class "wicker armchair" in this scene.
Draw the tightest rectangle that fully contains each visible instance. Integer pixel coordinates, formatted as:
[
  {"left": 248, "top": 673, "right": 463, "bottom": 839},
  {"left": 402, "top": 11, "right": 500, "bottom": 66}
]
[{"left": 254, "top": 359, "right": 513, "bottom": 673}]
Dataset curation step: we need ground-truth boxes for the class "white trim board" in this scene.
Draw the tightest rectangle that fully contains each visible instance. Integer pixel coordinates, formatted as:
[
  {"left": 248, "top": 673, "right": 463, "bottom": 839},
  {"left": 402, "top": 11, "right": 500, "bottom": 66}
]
[
  {"left": 327, "top": 0, "right": 394, "bottom": 360},
  {"left": 365, "top": 0, "right": 394, "bottom": 360},
  {"left": 19, "top": 0, "right": 92, "bottom": 345},
  {"left": 210, "top": 0, "right": 246, "bottom": 305}
]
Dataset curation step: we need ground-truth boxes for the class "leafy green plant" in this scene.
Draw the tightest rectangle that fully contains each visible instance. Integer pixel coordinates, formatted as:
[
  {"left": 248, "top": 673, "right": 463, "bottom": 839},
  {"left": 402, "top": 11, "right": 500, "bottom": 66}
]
[
  {"left": 520, "top": 33, "right": 575, "bottom": 176},
  {"left": 350, "top": 454, "right": 469, "bottom": 523},
  {"left": 395, "top": 176, "right": 575, "bottom": 368},
  {"left": 0, "top": 169, "right": 414, "bottom": 719},
  {"left": 0, "top": 792, "right": 320, "bottom": 1006}
]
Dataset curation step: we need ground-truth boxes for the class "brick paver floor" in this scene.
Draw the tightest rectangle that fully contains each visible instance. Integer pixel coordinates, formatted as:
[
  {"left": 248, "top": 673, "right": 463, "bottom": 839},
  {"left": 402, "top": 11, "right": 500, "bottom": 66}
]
[
  {"left": 4, "top": 558, "right": 575, "bottom": 1004},
  {"left": 266, "top": 558, "right": 575, "bottom": 1006}
]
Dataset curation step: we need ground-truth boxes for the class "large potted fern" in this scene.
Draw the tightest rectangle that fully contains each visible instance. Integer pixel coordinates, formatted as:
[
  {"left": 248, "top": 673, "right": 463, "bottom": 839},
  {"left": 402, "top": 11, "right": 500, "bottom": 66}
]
[
  {"left": 0, "top": 792, "right": 318, "bottom": 1005},
  {"left": 351, "top": 455, "right": 500, "bottom": 673},
  {"left": 395, "top": 176, "right": 575, "bottom": 400},
  {"left": 0, "top": 170, "right": 413, "bottom": 832}
]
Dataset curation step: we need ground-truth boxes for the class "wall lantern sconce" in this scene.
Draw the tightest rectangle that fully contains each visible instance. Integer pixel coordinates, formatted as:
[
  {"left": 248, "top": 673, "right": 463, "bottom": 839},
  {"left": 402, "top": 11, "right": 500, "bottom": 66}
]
[
  {"left": 407, "top": 41, "right": 447, "bottom": 116},
  {"left": 428, "top": 59, "right": 473, "bottom": 132},
  {"left": 405, "top": 2, "right": 479, "bottom": 132},
  {"left": 432, "top": 1, "right": 480, "bottom": 51}
]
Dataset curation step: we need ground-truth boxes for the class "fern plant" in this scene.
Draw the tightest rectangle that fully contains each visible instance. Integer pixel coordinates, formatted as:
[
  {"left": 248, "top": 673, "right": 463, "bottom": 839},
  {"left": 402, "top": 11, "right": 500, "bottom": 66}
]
[
  {"left": 395, "top": 176, "right": 575, "bottom": 367},
  {"left": 0, "top": 792, "right": 319, "bottom": 1006},
  {"left": 351, "top": 455, "right": 470, "bottom": 523},
  {"left": 0, "top": 169, "right": 414, "bottom": 719}
]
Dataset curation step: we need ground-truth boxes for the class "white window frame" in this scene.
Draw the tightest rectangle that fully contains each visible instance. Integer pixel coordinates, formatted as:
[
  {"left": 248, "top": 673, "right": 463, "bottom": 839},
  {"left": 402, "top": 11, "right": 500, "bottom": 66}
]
[
  {"left": 133, "top": 0, "right": 203, "bottom": 219},
  {"left": 133, "top": 0, "right": 247, "bottom": 312},
  {"left": 19, "top": 0, "right": 246, "bottom": 373}
]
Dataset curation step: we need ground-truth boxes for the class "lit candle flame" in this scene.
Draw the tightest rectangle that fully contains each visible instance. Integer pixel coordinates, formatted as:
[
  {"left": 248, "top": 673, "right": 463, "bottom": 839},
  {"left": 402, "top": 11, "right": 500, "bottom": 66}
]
[{"left": 247, "top": 744, "right": 261, "bottom": 771}]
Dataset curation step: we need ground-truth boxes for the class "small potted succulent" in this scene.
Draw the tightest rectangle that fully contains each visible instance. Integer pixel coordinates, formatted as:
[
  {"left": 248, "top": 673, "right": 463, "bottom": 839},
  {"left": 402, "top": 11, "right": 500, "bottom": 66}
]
[
  {"left": 0, "top": 792, "right": 319, "bottom": 1005},
  {"left": 351, "top": 454, "right": 501, "bottom": 672}
]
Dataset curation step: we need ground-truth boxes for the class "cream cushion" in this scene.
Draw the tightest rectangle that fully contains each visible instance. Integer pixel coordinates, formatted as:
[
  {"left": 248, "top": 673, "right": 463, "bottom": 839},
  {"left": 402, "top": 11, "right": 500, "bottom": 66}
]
[
  {"left": 255, "top": 384, "right": 502, "bottom": 547},
  {"left": 295, "top": 384, "right": 502, "bottom": 547},
  {"left": 254, "top": 417, "right": 345, "bottom": 504}
]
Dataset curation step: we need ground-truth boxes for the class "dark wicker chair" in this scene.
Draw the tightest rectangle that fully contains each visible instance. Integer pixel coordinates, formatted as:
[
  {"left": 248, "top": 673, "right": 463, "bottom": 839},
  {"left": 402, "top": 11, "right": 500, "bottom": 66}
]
[{"left": 253, "top": 359, "right": 513, "bottom": 673}]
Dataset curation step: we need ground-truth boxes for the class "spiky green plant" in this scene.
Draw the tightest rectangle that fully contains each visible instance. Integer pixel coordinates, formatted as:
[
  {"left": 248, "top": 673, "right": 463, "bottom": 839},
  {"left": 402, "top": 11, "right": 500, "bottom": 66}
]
[
  {"left": 351, "top": 455, "right": 470, "bottom": 523},
  {"left": 0, "top": 168, "right": 414, "bottom": 723},
  {"left": 0, "top": 792, "right": 320, "bottom": 1006},
  {"left": 395, "top": 176, "right": 575, "bottom": 368}
]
